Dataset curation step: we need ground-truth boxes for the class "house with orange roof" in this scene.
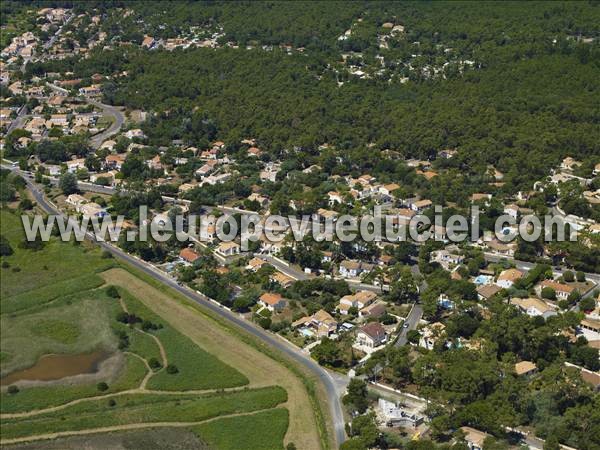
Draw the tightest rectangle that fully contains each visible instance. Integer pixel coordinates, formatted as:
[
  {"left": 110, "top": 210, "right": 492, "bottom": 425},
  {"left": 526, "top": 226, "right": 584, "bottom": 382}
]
[
  {"left": 179, "top": 247, "right": 201, "bottom": 265},
  {"left": 258, "top": 292, "right": 287, "bottom": 312}
]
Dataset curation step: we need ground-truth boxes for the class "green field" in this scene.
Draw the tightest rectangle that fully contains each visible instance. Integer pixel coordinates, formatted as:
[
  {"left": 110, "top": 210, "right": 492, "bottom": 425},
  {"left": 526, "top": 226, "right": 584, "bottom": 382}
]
[
  {"left": 192, "top": 408, "right": 289, "bottom": 450},
  {"left": 1, "top": 387, "right": 287, "bottom": 440},
  {"left": 118, "top": 288, "right": 249, "bottom": 391},
  {"left": 0, "top": 208, "right": 289, "bottom": 448}
]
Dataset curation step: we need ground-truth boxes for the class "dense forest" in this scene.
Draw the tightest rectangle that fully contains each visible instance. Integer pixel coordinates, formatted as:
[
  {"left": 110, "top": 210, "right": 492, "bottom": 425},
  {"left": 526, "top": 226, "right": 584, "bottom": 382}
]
[{"left": 25, "top": 1, "right": 600, "bottom": 197}]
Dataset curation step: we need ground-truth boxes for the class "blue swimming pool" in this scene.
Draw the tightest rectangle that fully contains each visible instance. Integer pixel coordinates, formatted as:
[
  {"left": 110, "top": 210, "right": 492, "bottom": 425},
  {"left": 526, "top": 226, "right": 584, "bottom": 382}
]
[{"left": 474, "top": 275, "right": 492, "bottom": 285}]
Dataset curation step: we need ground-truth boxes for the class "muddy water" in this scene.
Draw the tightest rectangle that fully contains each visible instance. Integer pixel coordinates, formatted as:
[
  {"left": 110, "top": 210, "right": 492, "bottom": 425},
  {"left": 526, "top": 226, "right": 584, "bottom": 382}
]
[{"left": 1, "top": 350, "right": 110, "bottom": 385}]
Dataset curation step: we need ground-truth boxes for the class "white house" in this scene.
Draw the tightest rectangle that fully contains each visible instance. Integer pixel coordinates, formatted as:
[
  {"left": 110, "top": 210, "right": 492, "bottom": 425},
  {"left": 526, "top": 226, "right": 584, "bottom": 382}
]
[
  {"left": 125, "top": 128, "right": 146, "bottom": 140},
  {"left": 216, "top": 241, "right": 240, "bottom": 257},
  {"left": 258, "top": 292, "right": 287, "bottom": 312},
  {"left": 496, "top": 268, "right": 524, "bottom": 289},
  {"left": 339, "top": 260, "right": 362, "bottom": 278},
  {"left": 66, "top": 158, "right": 86, "bottom": 173},
  {"left": 510, "top": 297, "right": 557, "bottom": 320},
  {"left": 355, "top": 322, "right": 387, "bottom": 352},
  {"left": 338, "top": 290, "right": 377, "bottom": 314}
]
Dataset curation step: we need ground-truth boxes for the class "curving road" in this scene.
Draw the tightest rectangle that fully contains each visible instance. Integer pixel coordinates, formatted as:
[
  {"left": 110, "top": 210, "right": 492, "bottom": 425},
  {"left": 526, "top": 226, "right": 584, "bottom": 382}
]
[
  {"left": 13, "top": 170, "right": 347, "bottom": 448},
  {"left": 46, "top": 83, "right": 125, "bottom": 149},
  {"left": 87, "top": 98, "right": 125, "bottom": 149}
]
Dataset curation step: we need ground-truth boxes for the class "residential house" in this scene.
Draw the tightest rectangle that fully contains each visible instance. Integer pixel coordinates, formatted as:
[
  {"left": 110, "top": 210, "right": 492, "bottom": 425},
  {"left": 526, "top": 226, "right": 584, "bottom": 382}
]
[
  {"left": 78, "top": 84, "right": 102, "bottom": 96},
  {"left": 80, "top": 202, "right": 107, "bottom": 219},
  {"left": 99, "top": 140, "right": 116, "bottom": 151},
  {"left": 378, "top": 398, "right": 424, "bottom": 428},
  {"left": 322, "top": 251, "right": 333, "bottom": 263},
  {"left": 199, "top": 221, "right": 216, "bottom": 243},
  {"left": 247, "top": 193, "right": 269, "bottom": 208},
  {"left": 327, "top": 191, "right": 344, "bottom": 206},
  {"left": 246, "top": 257, "right": 267, "bottom": 272},
  {"left": 358, "top": 174, "right": 375, "bottom": 186},
  {"left": 476, "top": 284, "right": 502, "bottom": 301},
  {"left": 496, "top": 268, "right": 524, "bottom": 289},
  {"left": 397, "top": 208, "right": 417, "bottom": 221},
  {"left": 355, "top": 322, "right": 387, "bottom": 351},
  {"left": 247, "top": 146, "right": 262, "bottom": 157},
  {"left": 270, "top": 271, "right": 294, "bottom": 288},
  {"left": 432, "top": 225, "right": 448, "bottom": 241},
  {"left": 48, "top": 114, "right": 69, "bottom": 128},
  {"left": 201, "top": 173, "right": 231, "bottom": 186},
  {"left": 43, "top": 164, "right": 62, "bottom": 176},
  {"left": 179, "top": 247, "right": 201, "bottom": 265},
  {"left": 178, "top": 182, "right": 199, "bottom": 193},
  {"left": 338, "top": 290, "right": 377, "bottom": 314},
  {"left": 359, "top": 301, "right": 386, "bottom": 319},
  {"left": 314, "top": 208, "right": 339, "bottom": 224},
  {"left": 409, "top": 199, "right": 432, "bottom": 213},
  {"left": 48, "top": 95, "right": 65, "bottom": 106},
  {"left": 260, "top": 168, "right": 279, "bottom": 182},
  {"left": 195, "top": 160, "right": 218, "bottom": 178},
  {"left": 146, "top": 155, "right": 163, "bottom": 171},
  {"left": 431, "top": 249, "right": 464, "bottom": 269},
  {"left": 510, "top": 297, "right": 557, "bottom": 319},
  {"left": 416, "top": 169, "right": 438, "bottom": 180},
  {"left": 66, "top": 158, "right": 86, "bottom": 173},
  {"left": 142, "top": 35, "right": 155, "bottom": 48},
  {"left": 292, "top": 309, "right": 338, "bottom": 338},
  {"left": 578, "top": 366, "right": 600, "bottom": 392},
  {"left": 579, "top": 319, "right": 600, "bottom": 337},
  {"left": 538, "top": 280, "right": 575, "bottom": 300},
  {"left": 379, "top": 183, "right": 400, "bottom": 197},
  {"left": 561, "top": 157, "right": 582, "bottom": 171},
  {"left": 514, "top": 361, "right": 538, "bottom": 377},
  {"left": 377, "top": 254, "right": 395, "bottom": 267},
  {"left": 258, "top": 292, "right": 287, "bottom": 312},
  {"left": 90, "top": 171, "right": 115, "bottom": 185},
  {"left": 339, "top": 260, "right": 363, "bottom": 278},
  {"left": 65, "top": 193, "right": 88, "bottom": 210},
  {"left": 125, "top": 128, "right": 146, "bottom": 140},
  {"left": 486, "top": 239, "right": 517, "bottom": 257},
  {"left": 216, "top": 241, "right": 241, "bottom": 257},
  {"left": 104, "top": 154, "right": 125, "bottom": 170},
  {"left": 0, "top": 109, "right": 13, "bottom": 121},
  {"left": 460, "top": 427, "right": 492, "bottom": 450}
]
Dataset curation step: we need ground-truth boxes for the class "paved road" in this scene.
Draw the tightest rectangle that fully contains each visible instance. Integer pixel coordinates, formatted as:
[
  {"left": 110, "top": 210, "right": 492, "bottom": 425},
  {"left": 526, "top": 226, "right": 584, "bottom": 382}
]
[
  {"left": 394, "top": 304, "right": 424, "bottom": 347},
  {"left": 7, "top": 105, "right": 28, "bottom": 134},
  {"left": 15, "top": 171, "right": 347, "bottom": 447},
  {"left": 46, "top": 83, "right": 125, "bottom": 149},
  {"left": 43, "top": 14, "right": 74, "bottom": 50},
  {"left": 87, "top": 99, "right": 125, "bottom": 149}
]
